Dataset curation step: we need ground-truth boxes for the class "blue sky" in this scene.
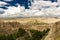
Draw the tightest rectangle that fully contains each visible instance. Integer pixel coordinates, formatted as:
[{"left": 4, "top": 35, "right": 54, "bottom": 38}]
[
  {"left": 0, "top": 0, "right": 31, "bottom": 9},
  {"left": 0, "top": 0, "right": 59, "bottom": 18},
  {"left": 0, "top": 0, "right": 57, "bottom": 9}
]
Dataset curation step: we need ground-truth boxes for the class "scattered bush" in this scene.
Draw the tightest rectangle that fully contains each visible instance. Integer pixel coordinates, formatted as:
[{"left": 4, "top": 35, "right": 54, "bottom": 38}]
[
  {"left": 0, "top": 28, "right": 50, "bottom": 40},
  {"left": 17, "top": 28, "right": 26, "bottom": 37},
  {"left": 0, "top": 34, "right": 7, "bottom": 40},
  {"left": 29, "top": 28, "right": 50, "bottom": 40},
  {"left": 0, "top": 28, "right": 26, "bottom": 40}
]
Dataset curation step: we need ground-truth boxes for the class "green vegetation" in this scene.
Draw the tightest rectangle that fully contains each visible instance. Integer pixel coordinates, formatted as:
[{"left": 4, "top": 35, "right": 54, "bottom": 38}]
[
  {"left": 0, "top": 28, "right": 26, "bottom": 40},
  {"left": 0, "top": 34, "right": 7, "bottom": 40},
  {"left": 29, "top": 28, "right": 50, "bottom": 40},
  {"left": 0, "top": 28, "right": 50, "bottom": 40},
  {"left": 55, "top": 35, "right": 60, "bottom": 40}
]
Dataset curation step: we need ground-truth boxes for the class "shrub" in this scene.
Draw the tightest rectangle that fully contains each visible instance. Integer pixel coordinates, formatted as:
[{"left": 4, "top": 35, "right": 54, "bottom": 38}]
[
  {"left": 0, "top": 28, "right": 26, "bottom": 40},
  {"left": 29, "top": 28, "right": 50, "bottom": 40},
  {"left": 7, "top": 34, "right": 16, "bottom": 40},
  {"left": 0, "top": 34, "right": 7, "bottom": 40},
  {"left": 0, "top": 28, "right": 50, "bottom": 40},
  {"left": 17, "top": 28, "right": 26, "bottom": 37}
]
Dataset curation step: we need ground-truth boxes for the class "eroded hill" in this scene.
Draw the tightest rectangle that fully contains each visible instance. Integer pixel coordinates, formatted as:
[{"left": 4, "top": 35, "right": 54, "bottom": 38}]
[{"left": 0, "top": 18, "right": 60, "bottom": 40}]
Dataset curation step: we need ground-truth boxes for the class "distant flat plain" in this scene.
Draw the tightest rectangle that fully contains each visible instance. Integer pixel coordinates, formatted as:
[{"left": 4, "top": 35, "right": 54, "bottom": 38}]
[{"left": 0, "top": 18, "right": 60, "bottom": 24}]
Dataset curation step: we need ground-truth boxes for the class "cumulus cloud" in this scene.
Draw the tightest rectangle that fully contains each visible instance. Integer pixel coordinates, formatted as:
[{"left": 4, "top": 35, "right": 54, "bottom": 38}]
[
  {"left": 0, "top": 0, "right": 60, "bottom": 18},
  {"left": 0, "top": 1, "right": 7, "bottom": 6},
  {"left": 0, "top": 4, "right": 25, "bottom": 18}
]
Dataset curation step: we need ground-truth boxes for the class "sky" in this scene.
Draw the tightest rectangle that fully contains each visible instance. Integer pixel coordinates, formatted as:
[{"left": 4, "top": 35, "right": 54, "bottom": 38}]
[
  {"left": 0, "top": 0, "right": 57, "bottom": 9},
  {"left": 0, "top": 0, "right": 60, "bottom": 18},
  {"left": 0, "top": 0, "right": 31, "bottom": 9}
]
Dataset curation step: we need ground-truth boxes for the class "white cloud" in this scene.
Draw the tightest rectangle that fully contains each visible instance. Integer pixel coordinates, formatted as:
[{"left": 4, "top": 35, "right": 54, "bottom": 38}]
[
  {"left": 1, "top": 4, "right": 25, "bottom": 18},
  {"left": 0, "top": 1, "right": 7, "bottom": 5},
  {"left": 0, "top": 1, "right": 8, "bottom": 7},
  {"left": 4, "top": 0, "right": 13, "bottom": 1},
  {"left": 0, "top": 1, "right": 60, "bottom": 18}
]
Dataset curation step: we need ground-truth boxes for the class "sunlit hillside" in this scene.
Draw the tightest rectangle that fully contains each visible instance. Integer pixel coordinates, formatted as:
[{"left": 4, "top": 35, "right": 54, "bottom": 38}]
[{"left": 0, "top": 18, "right": 59, "bottom": 40}]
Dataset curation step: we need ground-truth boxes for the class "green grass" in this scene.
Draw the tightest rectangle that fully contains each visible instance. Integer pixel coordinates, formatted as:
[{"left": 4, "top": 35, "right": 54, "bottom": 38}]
[{"left": 55, "top": 35, "right": 60, "bottom": 40}]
